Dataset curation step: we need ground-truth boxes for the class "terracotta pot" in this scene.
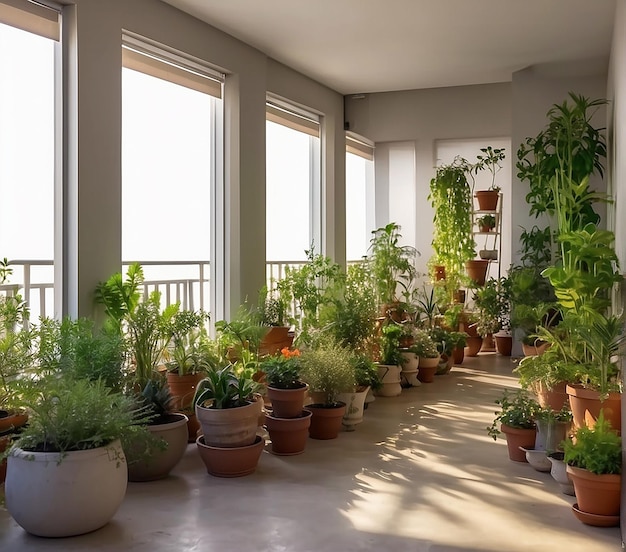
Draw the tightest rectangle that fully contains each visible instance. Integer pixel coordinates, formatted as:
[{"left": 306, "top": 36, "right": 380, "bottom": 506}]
[
  {"left": 566, "top": 384, "right": 621, "bottom": 434},
  {"left": 265, "top": 410, "right": 312, "bottom": 455},
  {"left": 475, "top": 190, "right": 499, "bottom": 210},
  {"left": 452, "top": 346, "right": 465, "bottom": 365},
  {"left": 566, "top": 465, "right": 621, "bottom": 516},
  {"left": 466, "top": 336, "right": 483, "bottom": 357},
  {"left": 0, "top": 434, "right": 10, "bottom": 483},
  {"left": 500, "top": 423, "right": 537, "bottom": 462},
  {"left": 494, "top": 334, "right": 512, "bottom": 356},
  {"left": 481, "top": 333, "right": 495, "bottom": 352},
  {"left": 375, "top": 364, "right": 402, "bottom": 397},
  {"left": 417, "top": 356, "right": 439, "bottom": 383},
  {"left": 433, "top": 265, "right": 446, "bottom": 281},
  {"left": 196, "top": 434, "right": 264, "bottom": 477},
  {"left": 465, "top": 260, "right": 489, "bottom": 286},
  {"left": 195, "top": 399, "right": 260, "bottom": 447},
  {"left": 259, "top": 326, "right": 294, "bottom": 357},
  {"left": 305, "top": 403, "right": 346, "bottom": 440},
  {"left": 0, "top": 412, "right": 28, "bottom": 434},
  {"left": 534, "top": 381, "right": 569, "bottom": 412},
  {"left": 266, "top": 383, "right": 309, "bottom": 419},
  {"left": 6, "top": 440, "right": 127, "bottom": 537},
  {"left": 522, "top": 341, "right": 550, "bottom": 357},
  {"left": 166, "top": 372, "right": 205, "bottom": 442},
  {"left": 453, "top": 289, "right": 466, "bottom": 305},
  {"left": 127, "top": 413, "right": 189, "bottom": 482}
]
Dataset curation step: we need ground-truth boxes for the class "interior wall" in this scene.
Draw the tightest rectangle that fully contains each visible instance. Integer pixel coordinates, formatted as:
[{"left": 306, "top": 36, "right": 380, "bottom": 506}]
[
  {"left": 63, "top": 0, "right": 345, "bottom": 318},
  {"left": 345, "top": 83, "right": 512, "bottom": 275}
]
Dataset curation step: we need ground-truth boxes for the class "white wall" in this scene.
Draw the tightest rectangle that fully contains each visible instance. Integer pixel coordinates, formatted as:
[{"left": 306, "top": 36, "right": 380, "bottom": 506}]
[
  {"left": 60, "top": 0, "right": 345, "bottom": 318},
  {"left": 345, "top": 83, "right": 512, "bottom": 275}
]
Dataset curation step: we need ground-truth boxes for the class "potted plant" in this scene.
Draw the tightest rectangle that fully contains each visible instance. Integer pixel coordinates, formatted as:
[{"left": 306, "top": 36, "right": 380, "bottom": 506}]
[
  {"left": 472, "top": 145, "right": 505, "bottom": 210},
  {"left": 476, "top": 214, "right": 496, "bottom": 233},
  {"left": 367, "top": 222, "right": 418, "bottom": 319},
  {"left": 563, "top": 412, "right": 621, "bottom": 524},
  {"left": 521, "top": 405, "right": 573, "bottom": 472},
  {"left": 193, "top": 364, "right": 265, "bottom": 476},
  {"left": 428, "top": 158, "right": 475, "bottom": 295},
  {"left": 336, "top": 355, "right": 378, "bottom": 430},
  {"left": 412, "top": 328, "right": 439, "bottom": 383},
  {"left": 256, "top": 284, "right": 293, "bottom": 356},
  {"left": 5, "top": 377, "right": 151, "bottom": 537},
  {"left": 165, "top": 309, "right": 212, "bottom": 441},
  {"left": 487, "top": 389, "right": 538, "bottom": 462},
  {"left": 374, "top": 322, "right": 403, "bottom": 396},
  {"left": 300, "top": 338, "right": 355, "bottom": 439}
]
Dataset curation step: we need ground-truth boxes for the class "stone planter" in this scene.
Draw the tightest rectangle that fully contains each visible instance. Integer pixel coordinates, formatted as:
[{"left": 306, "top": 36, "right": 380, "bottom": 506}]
[{"left": 375, "top": 364, "right": 402, "bottom": 397}]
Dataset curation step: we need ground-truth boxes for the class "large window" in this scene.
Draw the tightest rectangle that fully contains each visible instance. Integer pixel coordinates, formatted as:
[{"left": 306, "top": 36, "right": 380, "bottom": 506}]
[
  {"left": 122, "top": 41, "right": 223, "bottom": 313},
  {"left": 0, "top": 1, "right": 60, "bottom": 320},
  {"left": 266, "top": 101, "right": 320, "bottom": 263},
  {"left": 346, "top": 134, "right": 374, "bottom": 261}
]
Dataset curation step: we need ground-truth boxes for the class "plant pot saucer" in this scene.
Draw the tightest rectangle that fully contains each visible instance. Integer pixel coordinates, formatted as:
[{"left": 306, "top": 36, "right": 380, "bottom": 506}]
[{"left": 572, "top": 503, "right": 620, "bottom": 527}]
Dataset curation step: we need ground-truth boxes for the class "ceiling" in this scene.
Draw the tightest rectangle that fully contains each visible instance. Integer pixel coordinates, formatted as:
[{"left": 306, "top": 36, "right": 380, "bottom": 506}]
[{"left": 162, "top": 0, "right": 617, "bottom": 95}]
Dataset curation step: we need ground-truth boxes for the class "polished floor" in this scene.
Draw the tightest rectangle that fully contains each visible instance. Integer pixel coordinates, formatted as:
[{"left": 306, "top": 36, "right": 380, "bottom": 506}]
[{"left": 0, "top": 353, "right": 622, "bottom": 551}]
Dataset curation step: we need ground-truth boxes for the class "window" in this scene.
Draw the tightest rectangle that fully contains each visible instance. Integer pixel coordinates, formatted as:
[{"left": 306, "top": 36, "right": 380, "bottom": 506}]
[
  {"left": 0, "top": 0, "right": 60, "bottom": 321},
  {"left": 122, "top": 38, "right": 223, "bottom": 313},
  {"left": 346, "top": 133, "right": 374, "bottom": 261},
  {"left": 266, "top": 101, "right": 320, "bottom": 263}
]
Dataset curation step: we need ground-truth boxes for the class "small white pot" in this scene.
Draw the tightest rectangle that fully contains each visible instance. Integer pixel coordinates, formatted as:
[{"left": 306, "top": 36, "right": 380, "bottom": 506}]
[
  {"left": 6, "top": 440, "right": 127, "bottom": 537},
  {"left": 336, "top": 386, "right": 370, "bottom": 431},
  {"left": 375, "top": 365, "right": 402, "bottom": 397}
]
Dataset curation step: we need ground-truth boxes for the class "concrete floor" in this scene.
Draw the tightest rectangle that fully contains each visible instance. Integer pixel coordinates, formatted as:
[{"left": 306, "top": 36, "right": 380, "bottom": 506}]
[{"left": 0, "top": 353, "right": 621, "bottom": 551}]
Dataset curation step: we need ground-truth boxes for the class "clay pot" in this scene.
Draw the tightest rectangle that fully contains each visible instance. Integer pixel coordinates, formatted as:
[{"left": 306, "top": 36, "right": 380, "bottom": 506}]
[
  {"left": 566, "top": 384, "right": 621, "bottom": 434},
  {"left": 465, "top": 260, "right": 489, "bottom": 286},
  {"left": 166, "top": 372, "right": 205, "bottom": 442},
  {"left": 522, "top": 341, "right": 550, "bottom": 357},
  {"left": 475, "top": 190, "right": 499, "bottom": 210},
  {"left": 259, "top": 326, "right": 294, "bottom": 357},
  {"left": 452, "top": 346, "right": 465, "bottom": 365},
  {"left": 0, "top": 412, "right": 28, "bottom": 434},
  {"left": 566, "top": 465, "right": 621, "bottom": 517},
  {"left": 465, "top": 336, "right": 483, "bottom": 357},
  {"left": 305, "top": 403, "right": 346, "bottom": 440},
  {"left": 494, "top": 333, "right": 512, "bottom": 356},
  {"left": 264, "top": 410, "right": 312, "bottom": 455},
  {"left": 195, "top": 399, "right": 260, "bottom": 447},
  {"left": 266, "top": 383, "right": 309, "bottom": 419},
  {"left": 433, "top": 265, "right": 446, "bottom": 281},
  {"left": 534, "top": 380, "right": 569, "bottom": 412},
  {"left": 417, "top": 356, "right": 439, "bottom": 383},
  {"left": 196, "top": 434, "right": 264, "bottom": 477},
  {"left": 500, "top": 423, "right": 537, "bottom": 462}
]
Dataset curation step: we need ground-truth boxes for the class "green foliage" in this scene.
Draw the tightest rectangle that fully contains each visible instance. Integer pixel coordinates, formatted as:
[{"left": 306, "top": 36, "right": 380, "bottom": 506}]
[
  {"left": 410, "top": 328, "right": 439, "bottom": 359},
  {"left": 300, "top": 338, "right": 356, "bottom": 405},
  {"left": 256, "top": 285, "right": 287, "bottom": 327},
  {"left": 428, "top": 159, "right": 475, "bottom": 283},
  {"left": 518, "top": 225, "right": 553, "bottom": 268},
  {"left": 476, "top": 214, "right": 496, "bottom": 230},
  {"left": 261, "top": 348, "right": 302, "bottom": 389},
  {"left": 514, "top": 349, "right": 581, "bottom": 392},
  {"left": 415, "top": 285, "right": 439, "bottom": 329},
  {"left": 14, "top": 378, "right": 152, "bottom": 454},
  {"left": 94, "top": 262, "right": 144, "bottom": 334},
  {"left": 563, "top": 412, "right": 621, "bottom": 475},
  {"left": 193, "top": 365, "right": 258, "bottom": 409},
  {"left": 166, "top": 310, "right": 212, "bottom": 376},
  {"left": 0, "top": 257, "right": 11, "bottom": 284},
  {"left": 367, "top": 223, "right": 418, "bottom": 307},
  {"left": 472, "top": 277, "right": 510, "bottom": 336},
  {"left": 215, "top": 303, "right": 267, "bottom": 358},
  {"left": 379, "top": 323, "right": 403, "bottom": 365},
  {"left": 473, "top": 146, "right": 506, "bottom": 191},
  {"left": 487, "top": 389, "right": 538, "bottom": 439},
  {"left": 353, "top": 355, "right": 381, "bottom": 391}
]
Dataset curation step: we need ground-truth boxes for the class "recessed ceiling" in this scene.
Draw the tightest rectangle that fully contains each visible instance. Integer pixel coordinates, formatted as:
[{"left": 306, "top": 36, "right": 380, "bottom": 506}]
[{"left": 162, "top": 0, "right": 616, "bottom": 95}]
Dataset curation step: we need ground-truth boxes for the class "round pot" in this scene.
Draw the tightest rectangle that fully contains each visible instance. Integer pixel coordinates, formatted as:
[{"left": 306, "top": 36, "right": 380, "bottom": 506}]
[
  {"left": 336, "top": 386, "right": 370, "bottom": 431},
  {"left": 500, "top": 423, "right": 536, "bottom": 462},
  {"left": 266, "top": 383, "right": 309, "bottom": 419},
  {"left": 195, "top": 399, "right": 260, "bottom": 447},
  {"left": 566, "top": 384, "right": 621, "bottom": 434},
  {"left": 465, "top": 260, "right": 489, "bottom": 286},
  {"left": 0, "top": 433, "right": 11, "bottom": 483},
  {"left": 566, "top": 465, "right": 621, "bottom": 516},
  {"left": 400, "top": 351, "right": 419, "bottom": 371},
  {"left": 452, "top": 346, "right": 465, "bottom": 365},
  {"left": 259, "top": 326, "right": 294, "bottom": 356},
  {"left": 375, "top": 364, "right": 402, "bottom": 397},
  {"left": 465, "top": 336, "right": 483, "bottom": 357},
  {"left": 417, "top": 356, "right": 439, "bottom": 383},
  {"left": 435, "top": 353, "right": 454, "bottom": 376},
  {"left": 0, "top": 411, "right": 28, "bottom": 433},
  {"left": 519, "top": 446, "right": 551, "bottom": 472},
  {"left": 479, "top": 249, "right": 498, "bottom": 260},
  {"left": 5, "top": 440, "right": 127, "bottom": 537},
  {"left": 265, "top": 409, "right": 312, "bottom": 454},
  {"left": 548, "top": 452, "right": 575, "bottom": 496},
  {"left": 522, "top": 341, "right": 550, "bottom": 357},
  {"left": 166, "top": 372, "right": 205, "bottom": 442},
  {"left": 534, "top": 380, "right": 569, "bottom": 412},
  {"left": 196, "top": 434, "right": 264, "bottom": 477},
  {"left": 127, "top": 413, "right": 189, "bottom": 482},
  {"left": 305, "top": 402, "right": 347, "bottom": 440},
  {"left": 433, "top": 265, "right": 446, "bottom": 281},
  {"left": 475, "top": 190, "right": 499, "bottom": 210},
  {"left": 535, "top": 418, "right": 570, "bottom": 453},
  {"left": 494, "top": 334, "right": 512, "bottom": 356}
]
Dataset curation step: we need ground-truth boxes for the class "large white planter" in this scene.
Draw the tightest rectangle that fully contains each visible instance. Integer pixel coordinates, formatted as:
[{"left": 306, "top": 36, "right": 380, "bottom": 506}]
[
  {"left": 5, "top": 440, "right": 127, "bottom": 537},
  {"left": 375, "top": 365, "right": 402, "bottom": 397},
  {"left": 336, "top": 386, "right": 370, "bottom": 431},
  {"left": 400, "top": 352, "right": 421, "bottom": 387}
]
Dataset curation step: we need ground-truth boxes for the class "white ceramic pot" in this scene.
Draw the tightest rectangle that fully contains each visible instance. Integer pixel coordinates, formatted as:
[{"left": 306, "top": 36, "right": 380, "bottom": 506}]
[
  {"left": 336, "top": 386, "right": 370, "bottom": 431},
  {"left": 6, "top": 440, "right": 127, "bottom": 537},
  {"left": 375, "top": 365, "right": 402, "bottom": 397}
]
